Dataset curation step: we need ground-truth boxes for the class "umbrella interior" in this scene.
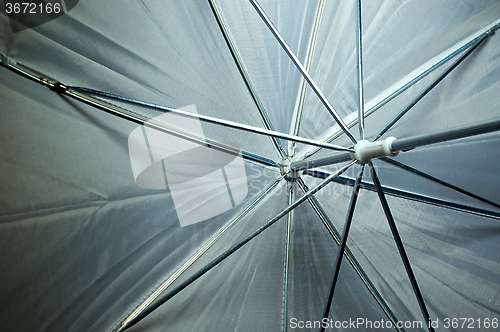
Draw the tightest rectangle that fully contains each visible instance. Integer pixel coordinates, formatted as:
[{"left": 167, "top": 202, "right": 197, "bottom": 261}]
[{"left": 1, "top": 1, "right": 500, "bottom": 331}]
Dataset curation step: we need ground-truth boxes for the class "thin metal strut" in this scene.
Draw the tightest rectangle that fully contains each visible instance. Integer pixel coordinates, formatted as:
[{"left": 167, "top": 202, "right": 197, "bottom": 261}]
[
  {"left": 89, "top": 94, "right": 276, "bottom": 166},
  {"left": 304, "top": 169, "right": 500, "bottom": 221},
  {"left": 380, "top": 157, "right": 500, "bottom": 210},
  {"left": 289, "top": 0, "right": 325, "bottom": 157},
  {"left": 282, "top": 182, "right": 293, "bottom": 332},
  {"left": 0, "top": 56, "right": 353, "bottom": 154},
  {"left": 118, "top": 161, "right": 356, "bottom": 332},
  {"left": 0, "top": 56, "right": 290, "bottom": 169},
  {"left": 296, "top": 178, "right": 405, "bottom": 332},
  {"left": 71, "top": 87, "right": 353, "bottom": 152},
  {"left": 374, "top": 29, "right": 491, "bottom": 141},
  {"left": 248, "top": 0, "right": 357, "bottom": 145},
  {"left": 116, "top": 175, "right": 286, "bottom": 332},
  {"left": 69, "top": 88, "right": 277, "bottom": 167},
  {"left": 369, "top": 163, "right": 435, "bottom": 332},
  {"left": 208, "top": 0, "right": 287, "bottom": 159},
  {"left": 320, "top": 166, "right": 364, "bottom": 332},
  {"left": 356, "top": 0, "right": 365, "bottom": 140}
]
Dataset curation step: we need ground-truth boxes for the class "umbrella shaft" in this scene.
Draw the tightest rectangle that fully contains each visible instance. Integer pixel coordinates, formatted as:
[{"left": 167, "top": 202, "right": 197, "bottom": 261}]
[
  {"left": 291, "top": 118, "right": 500, "bottom": 170},
  {"left": 392, "top": 118, "right": 500, "bottom": 151}
]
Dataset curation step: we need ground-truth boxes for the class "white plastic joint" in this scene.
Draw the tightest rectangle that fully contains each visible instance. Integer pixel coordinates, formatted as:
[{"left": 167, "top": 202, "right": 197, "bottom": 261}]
[
  {"left": 351, "top": 137, "right": 399, "bottom": 164},
  {"left": 280, "top": 159, "right": 299, "bottom": 180}
]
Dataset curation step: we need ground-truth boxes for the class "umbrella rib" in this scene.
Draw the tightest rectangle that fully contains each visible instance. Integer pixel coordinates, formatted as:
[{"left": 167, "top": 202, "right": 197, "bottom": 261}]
[
  {"left": 320, "top": 165, "right": 364, "bottom": 331},
  {"left": 248, "top": 0, "right": 358, "bottom": 145},
  {"left": 0, "top": 57, "right": 353, "bottom": 153},
  {"left": 115, "top": 174, "right": 285, "bottom": 332},
  {"left": 282, "top": 182, "right": 294, "bottom": 332},
  {"left": 73, "top": 90, "right": 277, "bottom": 168},
  {"left": 288, "top": 0, "right": 326, "bottom": 157},
  {"left": 117, "top": 97, "right": 278, "bottom": 167},
  {"left": 373, "top": 29, "right": 492, "bottom": 141},
  {"left": 117, "top": 161, "right": 356, "bottom": 332},
  {"left": 67, "top": 86, "right": 353, "bottom": 153},
  {"left": 380, "top": 157, "right": 500, "bottom": 210},
  {"left": 304, "top": 169, "right": 500, "bottom": 220},
  {"left": 296, "top": 178, "right": 405, "bottom": 332},
  {"left": 299, "top": 21, "right": 500, "bottom": 161},
  {"left": 208, "top": 0, "right": 287, "bottom": 159},
  {"left": 0, "top": 59, "right": 274, "bottom": 166},
  {"left": 369, "top": 163, "right": 435, "bottom": 332},
  {"left": 356, "top": 0, "right": 365, "bottom": 140}
]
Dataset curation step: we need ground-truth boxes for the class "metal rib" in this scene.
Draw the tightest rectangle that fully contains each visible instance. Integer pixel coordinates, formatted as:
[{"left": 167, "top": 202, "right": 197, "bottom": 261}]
[
  {"left": 282, "top": 182, "right": 293, "bottom": 332},
  {"left": 320, "top": 166, "right": 364, "bottom": 331},
  {"left": 380, "top": 157, "right": 500, "bottom": 210},
  {"left": 0, "top": 56, "right": 278, "bottom": 167},
  {"left": 356, "top": 0, "right": 365, "bottom": 140},
  {"left": 370, "top": 163, "right": 435, "bottom": 332},
  {"left": 116, "top": 175, "right": 285, "bottom": 332},
  {"left": 208, "top": 0, "right": 287, "bottom": 159},
  {"left": 374, "top": 30, "right": 491, "bottom": 141},
  {"left": 304, "top": 170, "right": 500, "bottom": 221},
  {"left": 296, "top": 178, "right": 405, "bottom": 332},
  {"left": 248, "top": 0, "right": 357, "bottom": 145},
  {"left": 289, "top": 0, "right": 325, "bottom": 157},
  {"left": 69, "top": 87, "right": 353, "bottom": 153},
  {"left": 299, "top": 21, "right": 500, "bottom": 160},
  {"left": 0, "top": 56, "right": 352, "bottom": 153},
  {"left": 71, "top": 88, "right": 278, "bottom": 167},
  {"left": 119, "top": 161, "right": 356, "bottom": 331}
]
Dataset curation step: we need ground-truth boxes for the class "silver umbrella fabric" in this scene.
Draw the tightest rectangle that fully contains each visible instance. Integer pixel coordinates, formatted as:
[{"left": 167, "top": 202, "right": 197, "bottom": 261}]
[{"left": 1, "top": 1, "right": 500, "bottom": 332}]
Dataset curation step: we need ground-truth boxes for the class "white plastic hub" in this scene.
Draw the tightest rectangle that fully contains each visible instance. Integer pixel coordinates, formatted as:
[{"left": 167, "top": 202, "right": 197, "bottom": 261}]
[
  {"left": 351, "top": 137, "right": 399, "bottom": 164},
  {"left": 280, "top": 159, "right": 299, "bottom": 180}
]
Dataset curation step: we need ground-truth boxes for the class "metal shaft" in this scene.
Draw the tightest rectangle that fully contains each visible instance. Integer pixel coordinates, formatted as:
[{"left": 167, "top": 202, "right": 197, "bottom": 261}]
[
  {"left": 298, "top": 21, "right": 500, "bottom": 161},
  {"left": 291, "top": 152, "right": 352, "bottom": 171},
  {"left": 291, "top": 117, "right": 500, "bottom": 171},
  {"left": 391, "top": 118, "right": 500, "bottom": 152}
]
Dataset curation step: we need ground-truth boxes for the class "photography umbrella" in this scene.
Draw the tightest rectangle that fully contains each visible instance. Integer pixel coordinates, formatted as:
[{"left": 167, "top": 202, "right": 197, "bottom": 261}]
[{"left": 0, "top": 1, "right": 499, "bottom": 332}]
